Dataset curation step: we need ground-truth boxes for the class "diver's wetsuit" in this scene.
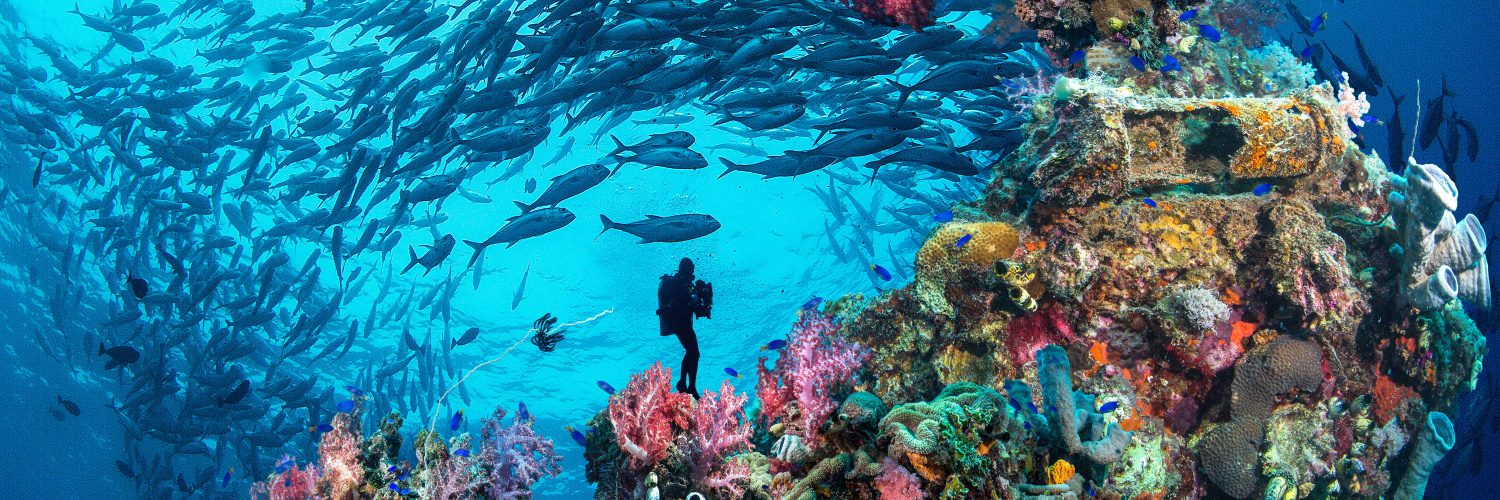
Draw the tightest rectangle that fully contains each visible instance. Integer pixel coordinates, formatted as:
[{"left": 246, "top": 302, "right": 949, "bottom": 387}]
[{"left": 658, "top": 269, "right": 700, "bottom": 397}]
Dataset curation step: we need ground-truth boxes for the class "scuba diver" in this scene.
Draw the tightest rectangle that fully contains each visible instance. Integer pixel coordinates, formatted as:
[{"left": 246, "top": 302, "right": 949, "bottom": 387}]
[{"left": 657, "top": 257, "right": 712, "bottom": 398}]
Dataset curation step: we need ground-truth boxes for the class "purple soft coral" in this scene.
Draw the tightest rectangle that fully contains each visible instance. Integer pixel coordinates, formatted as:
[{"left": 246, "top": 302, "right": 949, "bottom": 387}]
[{"left": 480, "top": 405, "right": 562, "bottom": 499}]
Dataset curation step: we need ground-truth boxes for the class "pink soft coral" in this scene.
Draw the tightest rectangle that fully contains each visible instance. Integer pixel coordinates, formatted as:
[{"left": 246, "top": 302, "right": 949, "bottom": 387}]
[
  {"left": 845, "top": 0, "right": 933, "bottom": 31},
  {"left": 608, "top": 362, "right": 693, "bottom": 470},
  {"left": 874, "top": 457, "right": 923, "bottom": 499},
  {"left": 1335, "top": 71, "right": 1370, "bottom": 136},
  {"left": 755, "top": 310, "right": 871, "bottom": 447},
  {"left": 250, "top": 460, "right": 319, "bottom": 500},
  {"left": 688, "top": 380, "right": 753, "bottom": 471},
  {"left": 480, "top": 404, "right": 562, "bottom": 499},
  {"left": 703, "top": 456, "right": 754, "bottom": 499},
  {"left": 318, "top": 413, "right": 364, "bottom": 499}
]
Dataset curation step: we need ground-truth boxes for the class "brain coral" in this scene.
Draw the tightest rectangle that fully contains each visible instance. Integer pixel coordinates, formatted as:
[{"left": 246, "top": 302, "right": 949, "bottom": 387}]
[{"left": 1196, "top": 336, "right": 1325, "bottom": 498}]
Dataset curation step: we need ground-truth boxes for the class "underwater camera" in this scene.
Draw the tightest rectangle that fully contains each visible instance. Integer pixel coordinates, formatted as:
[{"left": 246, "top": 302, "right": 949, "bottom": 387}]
[{"left": 692, "top": 279, "right": 713, "bottom": 319}]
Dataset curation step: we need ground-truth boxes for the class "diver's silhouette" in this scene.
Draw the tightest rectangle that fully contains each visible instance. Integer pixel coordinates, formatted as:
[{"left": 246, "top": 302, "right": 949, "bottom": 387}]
[{"left": 657, "top": 257, "right": 712, "bottom": 398}]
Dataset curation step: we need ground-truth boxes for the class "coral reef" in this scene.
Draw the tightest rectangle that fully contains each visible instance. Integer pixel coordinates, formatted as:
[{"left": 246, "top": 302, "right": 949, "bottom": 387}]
[
  {"left": 582, "top": 5, "right": 1491, "bottom": 499},
  {"left": 252, "top": 403, "right": 558, "bottom": 500}
]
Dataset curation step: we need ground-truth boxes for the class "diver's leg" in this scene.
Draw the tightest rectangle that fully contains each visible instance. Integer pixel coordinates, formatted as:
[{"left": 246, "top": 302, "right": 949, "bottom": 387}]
[
  {"left": 683, "top": 327, "right": 700, "bottom": 397},
  {"left": 675, "top": 331, "right": 692, "bottom": 394}
]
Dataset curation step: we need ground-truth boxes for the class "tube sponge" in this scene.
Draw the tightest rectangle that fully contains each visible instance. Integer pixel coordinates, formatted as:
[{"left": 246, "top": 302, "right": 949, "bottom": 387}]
[
  {"left": 1393, "top": 411, "right": 1454, "bottom": 500},
  {"left": 1036, "top": 345, "right": 1132, "bottom": 464},
  {"left": 1392, "top": 158, "right": 1491, "bottom": 311}
]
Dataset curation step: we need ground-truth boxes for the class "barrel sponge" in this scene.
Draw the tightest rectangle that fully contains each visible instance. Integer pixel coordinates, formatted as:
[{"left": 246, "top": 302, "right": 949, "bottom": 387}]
[
  {"left": 1227, "top": 336, "right": 1324, "bottom": 420},
  {"left": 914, "top": 221, "right": 1019, "bottom": 273},
  {"left": 1393, "top": 411, "right": 1455, "bottom": 500},
  {"left": 1037, "top": 345, "right": 1133, "bottom": 464}
]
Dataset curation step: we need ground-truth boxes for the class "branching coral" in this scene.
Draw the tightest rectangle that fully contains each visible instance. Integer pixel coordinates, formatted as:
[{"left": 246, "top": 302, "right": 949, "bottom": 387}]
[
  {"left": 480, "top": 404, "right": 562, "bottom": 499},
  {"left": 756, "top": 310, "right": 871, "bottom": 448},
  {"left": 687, "top": 380, "right": 753, "bottom": 488},
  {"left": 608, "top": 362, "right": 693, "bottom": 471}
]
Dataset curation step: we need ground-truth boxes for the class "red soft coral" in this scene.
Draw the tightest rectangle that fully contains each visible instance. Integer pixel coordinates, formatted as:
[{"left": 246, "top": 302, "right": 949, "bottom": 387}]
[
  {"left": 875, "top": 457, "right": 923, "bottom": 499},
  {"left": 755, "top": 310, "right": 871, "bottom": 447},
  {"left": 844, "top": 0, "right": 934, "bottom": 31},
  {"left": 251, "top": 460, "right": 319, "bottom": 500},
  {"left": 608, "top": 362, "right": 693, "bottom": 471},
  {"left": 1004, "top": 303, "right": 1076, "bottom": 364}
]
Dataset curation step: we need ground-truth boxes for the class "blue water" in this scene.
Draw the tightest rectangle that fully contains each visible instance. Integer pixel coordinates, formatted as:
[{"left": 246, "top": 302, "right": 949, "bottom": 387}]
[{"left": 0, "top": 0, "right": 1496, "bottom": 498}]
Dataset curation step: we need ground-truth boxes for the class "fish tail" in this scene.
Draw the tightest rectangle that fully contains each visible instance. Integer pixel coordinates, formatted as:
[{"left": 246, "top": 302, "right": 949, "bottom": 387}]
[
  {"left": 462, "top": 240, "right": 486, "bottom": 268},
  {"left": 886, "top": 78, "right": 914, "bottom": 112},
  {"left": 512, "top": 199, "right": 532, "bottom": 214},
  {"left": 709, "top": 103, "right": 734, "bottom": 126},
  {"left": 716, "top": 158, "right": 740, "bottom": 179},
  {"left": 607, "top": 134, "right": 627, "bottom": 157},
  {"left": 401, "top": 246, "right": 418, "bottom": 275},
  {"left": 595, "top": 214, "right": 616, "bottom": 241}
]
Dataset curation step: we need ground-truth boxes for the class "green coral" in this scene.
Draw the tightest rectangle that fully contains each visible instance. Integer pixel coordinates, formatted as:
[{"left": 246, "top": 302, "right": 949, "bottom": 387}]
[
  {"left": 1108, "top": 434, "right": 1176, "bottom": 498},
  {"left": 1261, "top": 404, "right": 1335, "bottom": 487}
]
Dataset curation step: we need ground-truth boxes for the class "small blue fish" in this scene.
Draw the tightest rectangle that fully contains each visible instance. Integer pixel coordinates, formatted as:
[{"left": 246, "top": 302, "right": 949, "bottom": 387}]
[
  {"left": 1129, "top": 55, "right": 1145, "bottom": 71},
  {"left": 309, "top": 423, "right": 333, "bottom": 433},
  {"left": 222, "top": 468, "right": 232, "bottom": 488},
  {"left": 337, "top": 400, "right": 355, "bottom": 412},
  {"left": 801, "top": 296, "right": 823, "bottom": 311},
  {"left": 1142, "top": 198, "right": 1158, "bottom": 208},
  {"left": 1160, "top": 55, "right": 1181, "bottom": 72},
  {"left": 1361, "top": 114, "right": 1379, "bottom": 125},
  {"left": 933, "top": 210, "right": 954, "bottom": 222},
  {"left": 1068, "top": 49, "right": 1085, "bottom": 66},
  {"left": 344, "top": 385, "right": 365, "bottom": 398},
  {"left": 1178, "top": 9, "right": 1197, "bottom": 21},
  {"left": 1098, "top": 401, "right": 1120, "bottom": 413},
  {"left": 871, "top": 264, "right": 892, "bottom": 281},
  {"left": 566, "top": 425, "right": 588, "bottom": 447},
  {"left": 517, "top": 401, "right": 531, "bottom": 422},
  {"left": 1198, "top": 25, "right": 1221, "bottom": 42},
  {"left": 762, "top": 339, "right": 787, "bottom": 351},
  {"left": 387, "top": 466, "right": 398, "bottom": 473},
  {"left": 449, "top": 409, "right": 464, "bottom": 431},
  {"left": 597, "top": 380, "right": 616, "bottom": 395},
  {"left": 954, "top": 234, "right": 972, "bottom": 248},
  {"left": 389, "top": 483, "right": 401, "bottom": 492},
  {"left": 1253, "top": 183, "right": 1273, "bottom": 196},
  {"left": 1300, "top": 45, "right": 1315, "bottom": 60},
  {"left": 453, "top": 449, "right": 470, "bottom": 457},
  {"left": 274, "top": 455, "right": 295, "bottom": 474},
  {"left": 724, "top": 367, "right": 740, "bottom": 378},
  {"left": 1310, "top": 12, "right": 1327, "bottom": 33},
  {"left": 1028, "top": 401, "right": 1038, "bottom": 413},
  {"left": 1024, "top": 421, "right": 1032, "bottom": 430}
]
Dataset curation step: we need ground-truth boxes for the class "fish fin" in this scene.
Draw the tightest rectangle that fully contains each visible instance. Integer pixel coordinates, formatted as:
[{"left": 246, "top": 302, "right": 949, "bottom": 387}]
[
  {"left": 716, "top": 158, "right": 739, "bottom": 179},
  {"left": 608, "top": 134, "right": 627, "bottom": 157},
  {"left": 512, "top": 199, "right": 532, "bottom": 213},
  {"left": 644, "top": 214, "right": 661, "bottom": 218},
  {"left": 886, "top": 78, "right": 915, "bottom": 112},
  {"left": 709, "top": 103, "right": 735, "bottom": 126},
  {"left": 462, "top": 240, "right": 485, "bottom": 268},
  {"left": 595, "top": 214, "right": 616, "bottom": 241},
  {"left": 401, "top": 247, "right": 418, "bottom": 275}
]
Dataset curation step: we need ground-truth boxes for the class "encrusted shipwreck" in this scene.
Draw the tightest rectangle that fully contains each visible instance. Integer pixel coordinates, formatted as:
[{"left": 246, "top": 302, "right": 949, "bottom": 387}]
[{"left": 585, "top": 13, "right": 1490, "bottom": 500}]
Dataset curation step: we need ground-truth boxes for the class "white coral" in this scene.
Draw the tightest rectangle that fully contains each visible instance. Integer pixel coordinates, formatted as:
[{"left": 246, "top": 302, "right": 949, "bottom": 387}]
[{"left": 1389, "top": 158, "right": 1491, "bottom": 311}]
